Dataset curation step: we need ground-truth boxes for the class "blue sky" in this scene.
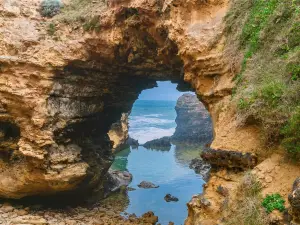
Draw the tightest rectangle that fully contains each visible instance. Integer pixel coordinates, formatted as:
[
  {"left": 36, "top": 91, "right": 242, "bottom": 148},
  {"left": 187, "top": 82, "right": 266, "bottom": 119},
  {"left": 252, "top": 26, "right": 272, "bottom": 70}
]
[{"left": 138, "top": 81, "right": 193, "bottom": 101}]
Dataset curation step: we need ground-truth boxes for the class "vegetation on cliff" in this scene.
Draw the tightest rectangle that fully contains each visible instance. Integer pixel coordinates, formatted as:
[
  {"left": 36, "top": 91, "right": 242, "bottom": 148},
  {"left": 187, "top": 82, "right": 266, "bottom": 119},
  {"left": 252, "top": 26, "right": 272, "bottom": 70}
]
[
  {"left": 226, "top": 0, "right": 300, "bottom": 158},
  {"left": 226, "top": 173, "right": 269, "bottom": 225}
]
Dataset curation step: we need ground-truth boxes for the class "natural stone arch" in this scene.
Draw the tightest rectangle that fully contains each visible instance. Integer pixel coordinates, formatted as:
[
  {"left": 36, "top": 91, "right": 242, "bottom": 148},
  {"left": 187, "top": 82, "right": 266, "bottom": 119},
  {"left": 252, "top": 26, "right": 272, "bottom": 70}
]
[{"left": 0, "top": 0, "right": 262, "bottom": 199}]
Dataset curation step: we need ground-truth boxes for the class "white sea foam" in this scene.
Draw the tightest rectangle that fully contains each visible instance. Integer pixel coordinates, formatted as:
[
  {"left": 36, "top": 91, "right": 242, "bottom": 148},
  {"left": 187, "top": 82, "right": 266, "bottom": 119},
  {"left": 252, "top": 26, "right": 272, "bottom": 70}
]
[
  {"left": 143, "top": 114, "right": 164, "bottom": 118},
  {"left": 129, "top": 127, "right": 176, "bottom": 144},
  {"left": 129, "top": 116, "right": 174, "bottom": 126}
]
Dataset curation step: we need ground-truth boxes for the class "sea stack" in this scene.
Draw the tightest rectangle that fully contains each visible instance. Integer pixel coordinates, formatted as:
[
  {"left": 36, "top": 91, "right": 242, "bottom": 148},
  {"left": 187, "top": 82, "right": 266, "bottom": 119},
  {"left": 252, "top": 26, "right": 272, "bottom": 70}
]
[{"left": 172, "top": 94, "right": 213, "bottom": 144}]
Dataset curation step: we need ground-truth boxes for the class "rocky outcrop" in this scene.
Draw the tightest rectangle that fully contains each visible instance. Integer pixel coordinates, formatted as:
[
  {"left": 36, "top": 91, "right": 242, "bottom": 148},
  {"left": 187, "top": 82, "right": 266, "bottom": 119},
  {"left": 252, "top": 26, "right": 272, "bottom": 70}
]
[
  {"left": 138, "top": 181, "right": 159, "bottom": 189},
  {"left": 172, "top": 94, "right": 213, "bottom": 143},
  {"left": 108, "top": 113, "right": 129, "bottom": 152},
  {"left": 189, "top": 158, "right": 211, "bottom": 181},
  {"left": 289, "top": 177, "right": 300, "bottom": 223},
  {"left": 104, "top": 169, "right": 132, "bottom": 197},
  {"left": 126, "top": 137, "right": 139, "bottom": 149},
  {"left": 143, "top": 136, "right": 171, "bottom": 150},
  {"left": 164, "top": 194, "right": 179, "bottom": 202},
  {"left": 0, "top": 0, "right": 251, "bottom": 201},
  {"left": 201, "top": 148, "right": 258, "bottom": 169},
  {"left": 0, "top": 201, "right": 157, "bottom": 225}
]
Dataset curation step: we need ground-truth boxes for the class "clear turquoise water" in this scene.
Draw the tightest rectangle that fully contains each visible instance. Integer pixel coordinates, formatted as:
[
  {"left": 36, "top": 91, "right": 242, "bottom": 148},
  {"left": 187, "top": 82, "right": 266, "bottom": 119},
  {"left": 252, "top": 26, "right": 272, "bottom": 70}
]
[
  {"left": 111, "top": 99, "right": 206, "bottom": 225},
  {"left": 111, "top": 146, "right": 204, "bottom": 225}
]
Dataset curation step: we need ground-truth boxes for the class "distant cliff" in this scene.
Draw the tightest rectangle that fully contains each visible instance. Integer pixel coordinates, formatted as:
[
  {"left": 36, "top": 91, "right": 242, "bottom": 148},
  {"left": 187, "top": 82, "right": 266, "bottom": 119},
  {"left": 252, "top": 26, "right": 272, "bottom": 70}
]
[{"left": 172, "top": 94, "right": 213, "bottom": 144}]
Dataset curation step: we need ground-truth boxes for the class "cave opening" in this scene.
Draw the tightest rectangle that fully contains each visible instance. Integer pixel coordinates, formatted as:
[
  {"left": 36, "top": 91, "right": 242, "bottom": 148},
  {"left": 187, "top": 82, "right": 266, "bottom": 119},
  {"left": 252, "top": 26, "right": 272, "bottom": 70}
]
[{"left": 108, "top": 81, "right": 213, "bottom": 225}]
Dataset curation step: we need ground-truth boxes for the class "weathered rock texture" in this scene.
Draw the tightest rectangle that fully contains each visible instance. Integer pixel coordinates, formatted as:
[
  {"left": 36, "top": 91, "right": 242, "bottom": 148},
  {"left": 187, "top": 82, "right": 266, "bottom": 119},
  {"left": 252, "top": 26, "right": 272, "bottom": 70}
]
[
  {"left": 201, "top": 148, "right": 258, "bottom": 169},
  {"left": 0, "top": 0, "right": 267, "bottom": 202},
  {"left": 172, "top": 93, "right": 213, "bottom": 143},
  {"left": 289, "top": 177, "right": 300, "bottom": 223},
  {"left": 108, "top": 113, "right": 129, "bottom": 152},
  {"left": 189, "top": 158, "right": 211, "bottom": 181}
]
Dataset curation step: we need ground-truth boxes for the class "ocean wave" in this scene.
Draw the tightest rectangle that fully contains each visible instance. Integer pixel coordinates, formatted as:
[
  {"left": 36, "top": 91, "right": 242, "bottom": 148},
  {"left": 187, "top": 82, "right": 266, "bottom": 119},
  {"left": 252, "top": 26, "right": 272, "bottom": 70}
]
[
  {"left": 129, "top": 116, "right": 174, "bottom": 126},
  {"left": 129, "top": 127, "right": 175, "bottom": 144},
  {"left": 143, "top": 114, "right": 164, "bottom": 118}
]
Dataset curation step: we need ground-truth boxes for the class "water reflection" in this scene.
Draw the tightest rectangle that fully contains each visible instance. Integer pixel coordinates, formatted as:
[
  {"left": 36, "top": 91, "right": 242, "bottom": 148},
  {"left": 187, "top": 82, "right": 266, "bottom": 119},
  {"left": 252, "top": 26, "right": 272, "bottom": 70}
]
[{"left": 111, "top": 145, "right": 204, "bottom": 225}]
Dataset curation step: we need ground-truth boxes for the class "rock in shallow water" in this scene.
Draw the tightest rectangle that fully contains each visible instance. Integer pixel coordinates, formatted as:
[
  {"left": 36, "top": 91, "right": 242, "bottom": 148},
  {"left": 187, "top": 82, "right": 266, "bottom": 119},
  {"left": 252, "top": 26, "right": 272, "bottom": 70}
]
[
  {"left": 138, "top": 181, "right": 159, "bottom": 189},
  {"left": 164, "top": 194, "right": 179, "bottom": 202},
  {"left": 142, "top": 137, "right": 171, "bottom": 151},
  {"left": 126, "top": 137, "right": 139, "bottom": 149},
  {"left": 104, "top": 169, "right": 133, "bottom": 196},
  {"left": 141, "top": 211, "right": 158, "bottom": 225},
  {"left": 172, "top": 93, "right": 213, "bottom": 144}
]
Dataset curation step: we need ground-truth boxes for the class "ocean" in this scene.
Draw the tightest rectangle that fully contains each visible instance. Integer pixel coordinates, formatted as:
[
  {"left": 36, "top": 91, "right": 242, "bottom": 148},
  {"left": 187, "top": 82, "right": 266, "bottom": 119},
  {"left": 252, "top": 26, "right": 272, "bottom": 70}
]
[
  {"left": 129, "top": 100, "right": 177, "bottom": 144},
  {"left": 110, "top": 99, "right": 205, "bottom": 225}
]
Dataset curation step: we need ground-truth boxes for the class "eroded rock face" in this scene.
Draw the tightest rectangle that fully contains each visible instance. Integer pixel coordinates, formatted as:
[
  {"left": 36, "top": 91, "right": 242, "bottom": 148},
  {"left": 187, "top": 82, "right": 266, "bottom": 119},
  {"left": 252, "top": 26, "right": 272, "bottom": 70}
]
[
  {"left": 108, "top": 113, "right": 129, "bottom": 152},
  {"left": 0, "top": 0, "right": 239, "bottom": 199},
  {"left": 172, "top": 93, "right": 213, "bottom": 143},
  {"left": 289, "top": 177, "right": 300, "bottom": 222},
  {"left": 189, "top": 158, "right": 211, "bottom": 181}
]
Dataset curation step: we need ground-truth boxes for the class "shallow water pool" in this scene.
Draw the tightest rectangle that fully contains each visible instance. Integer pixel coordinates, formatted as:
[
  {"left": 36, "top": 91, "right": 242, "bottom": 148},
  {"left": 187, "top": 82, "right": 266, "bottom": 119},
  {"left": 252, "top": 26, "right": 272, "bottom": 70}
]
[{"left": 111, "top": 145, "right": 205, "bottom": 225}]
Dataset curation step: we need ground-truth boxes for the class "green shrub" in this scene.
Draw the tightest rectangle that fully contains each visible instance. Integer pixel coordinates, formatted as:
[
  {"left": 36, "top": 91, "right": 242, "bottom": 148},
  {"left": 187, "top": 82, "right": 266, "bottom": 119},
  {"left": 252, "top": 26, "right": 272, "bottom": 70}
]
[
  {"left": 281, "top": 107, "right": 300, "bottom": 158},
  {"left": 40, "top": 0, "right": 63, "bottom": 18},
  {"left": 262, "top": 193, "right": 285, "bottom": 213},
  {"left": 259, "top": 81, "right": 286, "bottom": 106},
  {"left": 286, "top": 63, "right": 300, "bottom": 81}
]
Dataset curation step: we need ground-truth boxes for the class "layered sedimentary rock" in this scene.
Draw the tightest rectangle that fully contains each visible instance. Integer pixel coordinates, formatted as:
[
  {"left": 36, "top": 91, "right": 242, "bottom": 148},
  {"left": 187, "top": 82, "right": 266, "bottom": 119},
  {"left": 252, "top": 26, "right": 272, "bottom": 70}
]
[
  {"left": 108, "top": 113, "right": 129, "bottom": 152},
  {"left": 0, "top": 0, "right": 265, "bottom": 202},
  {"left": 172, "top": 93, "right": 213, "bottom": 143}
]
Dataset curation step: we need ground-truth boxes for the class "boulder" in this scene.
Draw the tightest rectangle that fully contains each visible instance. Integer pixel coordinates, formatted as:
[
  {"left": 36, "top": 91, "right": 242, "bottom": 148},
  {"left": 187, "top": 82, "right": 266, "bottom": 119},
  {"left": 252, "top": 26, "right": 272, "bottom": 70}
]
[
  {"left": 138, "top": 181, "right": 159, "bottom": 189},
  {"left": 164, "top": 194, "right": 179, "bottom": 202},
  {"left": 104, "top": 169, "right": 132, "bottom": 196}
]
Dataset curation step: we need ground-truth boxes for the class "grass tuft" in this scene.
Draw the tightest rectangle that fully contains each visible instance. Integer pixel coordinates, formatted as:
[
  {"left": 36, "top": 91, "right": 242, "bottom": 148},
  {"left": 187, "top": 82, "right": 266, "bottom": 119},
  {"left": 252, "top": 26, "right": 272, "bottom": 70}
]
[{"left": 225, "top": 173, "right": 269, "bottom": 225}]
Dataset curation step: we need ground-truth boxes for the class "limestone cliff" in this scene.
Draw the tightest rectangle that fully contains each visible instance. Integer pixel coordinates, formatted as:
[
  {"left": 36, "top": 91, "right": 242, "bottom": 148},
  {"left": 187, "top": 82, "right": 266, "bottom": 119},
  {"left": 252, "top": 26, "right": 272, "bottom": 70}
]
[
  {"left": 0, "top": 0, "right": 234, "bottom": 199},
  {"left": 172, "top": 93, "right": 213, "bottom": 143},
  {"left": 0, "top": 1, "right": 299, "bottom": 224},
  {"left": 108, "top": 113, "right": 129, "bottom": 152}
]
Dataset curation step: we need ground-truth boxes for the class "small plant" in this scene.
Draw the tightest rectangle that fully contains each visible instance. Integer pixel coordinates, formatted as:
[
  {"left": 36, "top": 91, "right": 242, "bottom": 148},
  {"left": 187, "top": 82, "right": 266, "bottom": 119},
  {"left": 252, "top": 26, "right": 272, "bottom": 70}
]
[
  {"left": 262, "top": 193, "right": 285, "bottom": 213},
  {"left": 260, "top": 81, "right": 285, "bottom": 106},
  {"left": 47, "top": 23, "right": 56, "bottom": 36},
  {"left": 83, "top": 16, "right": 101, "bottom": 32},
  {"left": 238, "top": 98, "right": 249, "bottom": 110},
  {"left": 241, "top": 172, "right": 262, "bottom": 198},
  {"left": 40, "top": 0, "right": 63, "bottom": 18},
  {"left": 281, "top": 108, "right": 300, "bottom": 158}
]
